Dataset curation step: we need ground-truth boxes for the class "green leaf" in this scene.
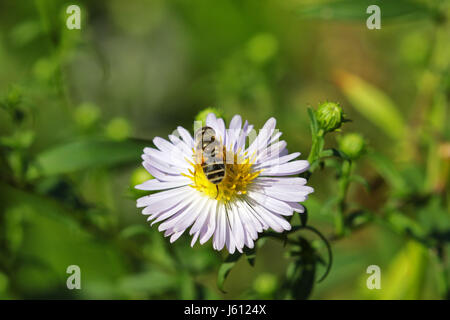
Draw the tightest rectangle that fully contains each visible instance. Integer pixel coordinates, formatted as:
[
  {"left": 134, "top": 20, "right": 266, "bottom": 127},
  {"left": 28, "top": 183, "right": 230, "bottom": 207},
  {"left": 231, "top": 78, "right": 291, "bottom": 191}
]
[
  {"left": 349, "top": 174, "right": 370, "bottom": 191},
  {"left": 30, "top": 139, "right": 147, "bottom": 178},
  {"left": 297, "top": 0, "right": 433, "bottom": 21},
  {"left": 307, "top": 107, "right": 318, "bottom": 136},
  {"left": 282, "top": 237, "right": 317, "bottom": 300},
  {"left": 365, "top": 241, "right": 428, "bottom": 299},
  {"left": 385, "top": 211, "right": 428, "bottom": 244},
  {"left": 243, "top": 246, "right": 256, "bottom": 267},
  {"left": 368, "top": 152, "right": 410, "bottom": 194},
  {"left": 300, "top": 206, "right": 308, "bottom": 227},
  {"left": 335, "top": 70, "right": 406, "bottom": 140},
  {"left": 217, "top": 252, "right": 242, "bottom": 293},
  {"left": 320, "top": 148, "right": 349, "bottom": 160}
]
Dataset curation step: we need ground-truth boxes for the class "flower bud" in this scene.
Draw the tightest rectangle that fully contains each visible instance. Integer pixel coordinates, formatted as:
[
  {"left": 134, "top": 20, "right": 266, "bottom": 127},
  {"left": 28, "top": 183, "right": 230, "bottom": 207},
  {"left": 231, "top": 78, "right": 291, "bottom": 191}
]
[
  {"left": 246, "top": 33, "right": 278, "bottom": 64},
  {"left": 131, "top": 167, "right": 153, "bottom": 187},
  {"left": 74, "top": 102, "right": 101, "bottom": 129},
  {"left": 253, "top": 273, "right": 278, "bottom": 297},
  {"left": 130, "top": 167, "right": 154, "bottom": 197},
  {"left": 316, "top": 102, "right": 344, "bottom": 133},
  {"left": 106, "top": 117, "right": 131, "bottom": 141},
  {"left": 338, "top": 133, "right": 366, "bottom": 160}
]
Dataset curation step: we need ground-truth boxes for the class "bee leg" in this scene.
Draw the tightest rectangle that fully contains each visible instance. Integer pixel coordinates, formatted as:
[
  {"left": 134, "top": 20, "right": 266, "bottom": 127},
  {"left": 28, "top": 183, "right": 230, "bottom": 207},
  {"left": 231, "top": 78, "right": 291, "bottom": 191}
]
[{"left": 215, "top": 185, "right": 219, "bottom": 199}]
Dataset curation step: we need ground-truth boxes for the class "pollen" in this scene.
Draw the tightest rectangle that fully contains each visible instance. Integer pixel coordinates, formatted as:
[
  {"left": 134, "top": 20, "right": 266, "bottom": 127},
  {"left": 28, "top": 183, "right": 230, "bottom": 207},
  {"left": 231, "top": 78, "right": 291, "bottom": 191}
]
[{"left": 183, "top": 149, "right": 261, "bottom": 202}]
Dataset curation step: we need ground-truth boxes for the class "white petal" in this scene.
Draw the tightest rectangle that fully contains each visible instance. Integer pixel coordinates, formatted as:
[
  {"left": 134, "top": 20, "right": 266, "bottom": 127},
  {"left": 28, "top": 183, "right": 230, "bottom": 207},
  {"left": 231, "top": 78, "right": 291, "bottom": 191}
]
[
  {"left": 135, "top": 178, "right": 191, "bottom": 191},
  {"left": 255, "top": 176, "right": 307, "bottom": 186},
  {"left": 199, "top": 201, "right": 218, "bottom": 244},
  {"left": 142, "top": 162, "right": 187, "bottom": 182},
  {"left": 170, "top": 230, "right": 185, "bottom": 243},
  {"left": 136, "top": 185, "right": 190, "bottom": 208},
  {"left": 158, "top": 195, "right": 205, "bottom": 232},
  {"left": 144, "top": 147, "right": 190, "bottom": 169},
  {"left": 168, "top": 134, "right": 194, "bottom": 156},
  {"left": 142, "top": 154, "right": 184, "bottom": 175},
  {"left": 190, "top": 199, "right": 214, "bottom": 235},
  {"left": 288, "top": 202, "right": 305, "bottom": 213},
  {"left": 254, "top": 152, "right": 300, "bottom": 170},
  {"left": 213, "top": 204, "right": 227, "bottom": 250},
  {"left": 260, "top": 160, "right": 309, "bottom": 176},
  {"left": 142, "top": 190, "right": 190, "bottom": 216},
  {"left": 247, "top": 118, "right": 276, "bottom": 156},
  {"left": 247, "top": 191, "right": 294, "bottom": 216},
  {"left": 255, "top": 140, "right": 287, "bottom": 162},
  {"left": 177, "top": 126, "right": 194, "bottom": 148},
  {"left": 173, "top": 196, "right": 209, "bottom": 232}
]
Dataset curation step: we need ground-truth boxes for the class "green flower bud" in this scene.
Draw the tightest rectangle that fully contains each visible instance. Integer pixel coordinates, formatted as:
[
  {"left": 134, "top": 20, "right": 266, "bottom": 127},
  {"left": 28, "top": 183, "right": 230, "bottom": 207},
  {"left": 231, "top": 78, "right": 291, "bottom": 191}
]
[
  {"left": 316, "top": 102, "right": 344, "bottom": 133},
  {"left": 253, "top": 273, "right": 278, "bottom": 297},
  {"left": 338, "top": 133, "right": 366, "bottom": 160},
  {"left": 246, "top": 33, "right": 278, "bottom": 64},
  {"left": 131, "top": 167, "right": 153, "bottom": 187},
  {"left": 74, "top": 102, "right": 101, "bottom": 128},
  {"left": 6, "top": 85, "right": 22, "bottom": 108},
  {"left": 130, "top": 167, "right": 154, "bottom": 197},
  {"left": 194, "top": 107, "right": 224, "bottom": 129},
  {"left": 106, "top": 117, "right": 131, "bottom": 141}
]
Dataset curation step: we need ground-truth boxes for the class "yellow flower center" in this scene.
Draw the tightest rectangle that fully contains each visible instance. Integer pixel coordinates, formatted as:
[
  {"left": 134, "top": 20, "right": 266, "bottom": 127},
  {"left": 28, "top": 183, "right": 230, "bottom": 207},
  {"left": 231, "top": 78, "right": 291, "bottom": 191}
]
[{"left": 183, "top": 149, "right": 261, "bottom": 202}]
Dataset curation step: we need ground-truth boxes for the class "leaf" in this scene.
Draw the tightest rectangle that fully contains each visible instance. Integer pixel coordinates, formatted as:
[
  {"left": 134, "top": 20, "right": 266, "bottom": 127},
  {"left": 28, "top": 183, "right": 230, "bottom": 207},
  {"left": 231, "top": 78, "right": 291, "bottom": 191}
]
[
  {"left": 217, "top": 252, "right": 242, "bottom": 293},
  {"left": 297, "top": 0, "right": 433, "bottom": 21},
  {"left": 368, "top": 241, "right": 428, "bottom": 299},
  {"left": 368, "top": 152, "right": 410, "bottom": 194},
  {"left": 320, "top": 148, "right": 349, "bottom": 160},
  {"left": 30, "top": 138, "right": 147, "bottom": 178},
  {"left": 349, "top": 174, "right": 370, "bottom": 191},
  {"left": 283, "top": 237, "right": 317, "bottom": 300},
  {"left": 300, "top": 206, "right": 308, "bottom": 227},
  {"left": 243, "top": 246, "right": 256, "bottom": 267},
  {"left": 335, "top": 70, "right": 406, "bottom": 140},
  {"left": 307, "top": 107, "right": 318, "bottom": 136},
  {"left": 385, "top": 211, "right": 428, "bottom": 244}
]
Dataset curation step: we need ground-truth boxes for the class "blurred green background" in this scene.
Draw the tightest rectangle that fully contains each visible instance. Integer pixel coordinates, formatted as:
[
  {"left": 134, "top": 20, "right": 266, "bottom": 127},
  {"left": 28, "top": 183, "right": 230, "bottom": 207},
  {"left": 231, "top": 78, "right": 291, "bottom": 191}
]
[{"left": 0, "top": 0, "right": 449, "bottom": 299}]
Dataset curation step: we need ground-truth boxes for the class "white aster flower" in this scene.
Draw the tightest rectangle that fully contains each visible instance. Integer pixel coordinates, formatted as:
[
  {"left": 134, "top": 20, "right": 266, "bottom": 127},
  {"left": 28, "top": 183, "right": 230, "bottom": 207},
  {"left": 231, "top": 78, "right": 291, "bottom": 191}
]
[{"left": 135, "top": 113, "right": 314, "bottom": 254}]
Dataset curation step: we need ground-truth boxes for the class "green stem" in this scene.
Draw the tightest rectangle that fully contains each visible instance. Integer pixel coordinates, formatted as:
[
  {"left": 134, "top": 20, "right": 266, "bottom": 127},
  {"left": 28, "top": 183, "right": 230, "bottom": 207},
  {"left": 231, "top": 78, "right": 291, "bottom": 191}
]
[
  {"left": 307, "top": 130, "right": 324, "bottom": 172},
  {"left": 335, "top": 160, "right": 352, "bottom": 236}
]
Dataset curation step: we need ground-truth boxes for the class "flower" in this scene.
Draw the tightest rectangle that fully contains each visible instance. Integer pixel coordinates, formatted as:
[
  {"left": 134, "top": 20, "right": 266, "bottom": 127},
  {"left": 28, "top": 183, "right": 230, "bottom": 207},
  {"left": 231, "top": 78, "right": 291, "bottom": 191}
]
[
  {"left": 316, "top": 101, "right": 344, "bottom": 133},
  {"left": 338, "top": 133, "right": 366, "bottom": 160},
  {"left": 135, "top": 113, "right": 314, "bottom": 253}
]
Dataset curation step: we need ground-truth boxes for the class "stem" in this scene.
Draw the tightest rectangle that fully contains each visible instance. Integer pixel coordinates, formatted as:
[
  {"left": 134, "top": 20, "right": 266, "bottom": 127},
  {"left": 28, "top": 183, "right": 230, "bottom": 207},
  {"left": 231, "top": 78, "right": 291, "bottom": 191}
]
[
  {"left": 335, "top": 160, "right": 352, "bottom": 236},
  {"left": 307, "top": 130, "right": 324, "bottom": 173}
]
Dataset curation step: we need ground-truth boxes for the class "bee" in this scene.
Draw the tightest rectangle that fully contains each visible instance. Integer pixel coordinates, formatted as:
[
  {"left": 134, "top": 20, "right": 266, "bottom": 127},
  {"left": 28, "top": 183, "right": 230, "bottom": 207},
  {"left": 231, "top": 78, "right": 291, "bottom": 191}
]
[{"left": 194, "top": 126, "right": 226, "bottom": 196}]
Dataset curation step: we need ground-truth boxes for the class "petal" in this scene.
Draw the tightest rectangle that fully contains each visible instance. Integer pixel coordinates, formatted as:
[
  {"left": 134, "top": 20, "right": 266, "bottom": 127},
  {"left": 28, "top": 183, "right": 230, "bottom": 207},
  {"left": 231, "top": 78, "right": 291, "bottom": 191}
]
[
  {"left": 177, "top": 126, "right": 194, "bottom": 149},
  {"left": 142, "top": 161, "right": 187, "bottom": 182},
  {"left": 190, "top": 199, "right": 214, "bottom": 235},
  {"left": 259, "top": 160, "right": 310, "bottom": 176},
  {"left": 136, "top": 185, "right": 190, "bottom": 208},
  {"left": 288, "top": 202, "right": 305, "bottom": 213},
  {"left": 199, "top": 200, "right": 218, "bottom": 244},
  {"left": 247, "top": 191, "right": 294, "bottom": 216},
  {"left": 135, "top": 178, "right": 191, "bottom": 191},
  {"left": 254, "top": 152, "right": 300, "bottom": 170},
  {"left": 213, "top": 204, "right": 227, "bottom": 250}
]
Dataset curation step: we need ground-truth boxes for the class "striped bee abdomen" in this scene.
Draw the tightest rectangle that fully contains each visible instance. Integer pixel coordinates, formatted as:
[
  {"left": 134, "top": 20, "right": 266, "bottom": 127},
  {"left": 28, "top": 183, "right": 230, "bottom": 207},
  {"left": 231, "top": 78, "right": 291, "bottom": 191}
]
[
  {"left": 202, "top": 162, "right": 225, "bottom": 184},
  {"left": 194, "top": 126, "right": 226, "bottom": 186}
]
